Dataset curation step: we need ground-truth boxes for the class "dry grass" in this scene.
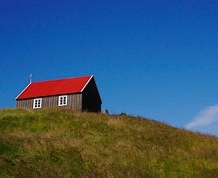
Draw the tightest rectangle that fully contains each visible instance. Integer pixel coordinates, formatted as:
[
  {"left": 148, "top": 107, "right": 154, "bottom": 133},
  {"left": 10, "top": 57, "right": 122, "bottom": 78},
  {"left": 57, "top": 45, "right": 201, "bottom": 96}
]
[{"left": 0, "top": 108, "right": 218, "bottom": 177}]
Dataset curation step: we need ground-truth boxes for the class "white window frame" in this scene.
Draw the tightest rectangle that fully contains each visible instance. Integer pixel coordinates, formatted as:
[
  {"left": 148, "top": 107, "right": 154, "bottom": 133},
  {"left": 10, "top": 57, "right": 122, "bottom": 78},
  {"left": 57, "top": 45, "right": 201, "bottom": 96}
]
[
  {"left": 33, "top": 98, "right": 42, "bottom": 109},
  {"left": 58, "top": 95, "right": 68, "bottom": 106}
]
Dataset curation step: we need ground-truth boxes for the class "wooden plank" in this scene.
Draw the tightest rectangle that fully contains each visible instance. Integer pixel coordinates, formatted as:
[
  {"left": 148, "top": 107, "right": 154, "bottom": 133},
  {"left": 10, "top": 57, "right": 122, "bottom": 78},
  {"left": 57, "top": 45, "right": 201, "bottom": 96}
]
[{"left": 16, "top": 93, "right": 83, "bottom": 111}]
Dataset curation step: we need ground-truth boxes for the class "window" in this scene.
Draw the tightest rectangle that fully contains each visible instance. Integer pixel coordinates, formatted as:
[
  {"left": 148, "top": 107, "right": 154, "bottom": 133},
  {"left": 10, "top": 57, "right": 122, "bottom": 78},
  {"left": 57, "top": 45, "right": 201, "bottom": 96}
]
[
  {"left": 58, "top": 95, "right": 68, "bottom": 106},
  {"left": 33, "top": 98, "right": 42, "bottom": 109}
]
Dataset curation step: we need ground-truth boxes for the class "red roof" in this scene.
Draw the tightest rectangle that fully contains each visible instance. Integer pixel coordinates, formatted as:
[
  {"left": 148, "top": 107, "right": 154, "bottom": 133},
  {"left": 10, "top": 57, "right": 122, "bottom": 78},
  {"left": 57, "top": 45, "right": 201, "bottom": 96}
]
[{"left": 16, "top": 75, "right": 93, "bottom": 100}]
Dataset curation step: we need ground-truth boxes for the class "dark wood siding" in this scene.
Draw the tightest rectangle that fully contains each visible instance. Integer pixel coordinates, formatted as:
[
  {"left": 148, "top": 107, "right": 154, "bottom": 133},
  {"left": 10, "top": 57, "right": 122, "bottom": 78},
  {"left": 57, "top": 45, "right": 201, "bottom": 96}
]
[
  {"left": 16, "top": 93, "right": 82, "bottom": 111},
  {"left": 68, "top": 94, "right": 82, "bottom": 110},
  {"left": 16, "top": 99, "right": 33, "bottom": 109},
  {"left": 82, "top": 78, "right": 102, "bottom": 112}
]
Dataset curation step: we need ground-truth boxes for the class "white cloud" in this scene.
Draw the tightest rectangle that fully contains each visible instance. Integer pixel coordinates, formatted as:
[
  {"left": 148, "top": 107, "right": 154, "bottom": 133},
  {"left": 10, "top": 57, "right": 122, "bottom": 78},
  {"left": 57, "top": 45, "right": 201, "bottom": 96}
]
[{"left": 185, "top": 105, "right": 218, "bottom": 133}]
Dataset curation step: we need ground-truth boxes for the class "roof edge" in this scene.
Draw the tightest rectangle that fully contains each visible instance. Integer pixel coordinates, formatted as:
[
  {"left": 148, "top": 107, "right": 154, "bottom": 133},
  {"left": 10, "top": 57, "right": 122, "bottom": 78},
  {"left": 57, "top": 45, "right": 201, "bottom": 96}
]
[
  {"left": 31, "top": 75, "right": 92, "bottom": 84},
  {"left": 15, "top": 82, "right": 32, "bottom": 100},
  {"left": 80, "top": 75, "right": 93, "bottom": 92},
  {"left": 16, "top": 92, "right": 82, "bottom": 100}
]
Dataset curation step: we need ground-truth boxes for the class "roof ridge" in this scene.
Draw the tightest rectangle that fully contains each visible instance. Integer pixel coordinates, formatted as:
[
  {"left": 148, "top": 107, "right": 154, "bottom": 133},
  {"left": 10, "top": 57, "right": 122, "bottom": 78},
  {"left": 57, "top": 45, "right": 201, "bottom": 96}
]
[{"left": 32, "top": 75, "right": 93, "bottom": 83}]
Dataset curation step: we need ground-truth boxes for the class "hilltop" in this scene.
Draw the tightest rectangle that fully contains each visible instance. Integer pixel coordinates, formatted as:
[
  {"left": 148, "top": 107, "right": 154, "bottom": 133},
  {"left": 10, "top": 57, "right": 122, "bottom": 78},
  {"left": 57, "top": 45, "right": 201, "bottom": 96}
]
[{"left": 0, "top": 109, "right": 218, "bottom": 177}]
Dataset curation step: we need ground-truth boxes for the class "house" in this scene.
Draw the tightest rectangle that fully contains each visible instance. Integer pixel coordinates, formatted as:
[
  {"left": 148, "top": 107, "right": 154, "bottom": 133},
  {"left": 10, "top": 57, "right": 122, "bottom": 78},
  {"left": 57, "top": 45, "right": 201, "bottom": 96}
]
[{"left": 15, "top": 75, "right": 102, "bottom": 112}]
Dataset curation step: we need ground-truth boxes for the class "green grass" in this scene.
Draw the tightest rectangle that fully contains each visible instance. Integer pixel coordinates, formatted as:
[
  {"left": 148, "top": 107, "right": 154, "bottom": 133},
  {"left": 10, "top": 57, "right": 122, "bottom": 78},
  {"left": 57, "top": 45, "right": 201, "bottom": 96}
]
[{"left": 0, "top": 108, "right": 218, "bottom": 177}]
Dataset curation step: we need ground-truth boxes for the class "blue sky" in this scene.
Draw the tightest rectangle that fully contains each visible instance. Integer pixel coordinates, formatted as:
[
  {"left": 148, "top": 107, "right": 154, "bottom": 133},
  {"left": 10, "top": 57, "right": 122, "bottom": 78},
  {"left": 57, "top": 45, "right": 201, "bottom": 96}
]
[{"left": 1, "top": 0, "right": 218, "bottom": 135}]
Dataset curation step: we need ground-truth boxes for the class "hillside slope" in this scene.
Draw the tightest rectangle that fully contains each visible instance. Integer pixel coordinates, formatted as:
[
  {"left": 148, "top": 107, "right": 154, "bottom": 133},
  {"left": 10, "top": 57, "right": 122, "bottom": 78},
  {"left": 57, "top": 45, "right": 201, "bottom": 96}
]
[{"left": 0, "top": 109, "right": 218, "bottom": 177}]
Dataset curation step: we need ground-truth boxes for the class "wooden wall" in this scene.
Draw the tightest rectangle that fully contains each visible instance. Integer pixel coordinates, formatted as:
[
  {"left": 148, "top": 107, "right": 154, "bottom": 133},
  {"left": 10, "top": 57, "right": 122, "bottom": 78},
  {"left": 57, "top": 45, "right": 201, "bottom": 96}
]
[
  {"left": 16, "top": 93, "right": 82, "bottom": 111},
  {"left": 82, "top": 78, "right": 102, "bottom": 112},
  {"left": 16, "top": 99, "right": 33, "bottom": 110}
]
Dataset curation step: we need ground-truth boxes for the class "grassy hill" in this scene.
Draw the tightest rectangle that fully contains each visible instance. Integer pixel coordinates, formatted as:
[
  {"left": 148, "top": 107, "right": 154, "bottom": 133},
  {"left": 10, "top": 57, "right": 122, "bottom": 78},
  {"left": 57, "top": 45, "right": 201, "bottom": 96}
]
[{"left": 0, "top": 109, "right": 218, "bottom": 177}]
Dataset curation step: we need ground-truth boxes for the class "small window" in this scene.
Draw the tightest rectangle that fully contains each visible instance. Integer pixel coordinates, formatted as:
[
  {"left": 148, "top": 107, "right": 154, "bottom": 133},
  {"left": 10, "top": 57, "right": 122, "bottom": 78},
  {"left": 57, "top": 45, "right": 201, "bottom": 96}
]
[
  {"left": 33, "top": 98, "right": 42, "bottom": 109},
  {"left": 58, "top": 95, "right": 68, "bottom": 106}
]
